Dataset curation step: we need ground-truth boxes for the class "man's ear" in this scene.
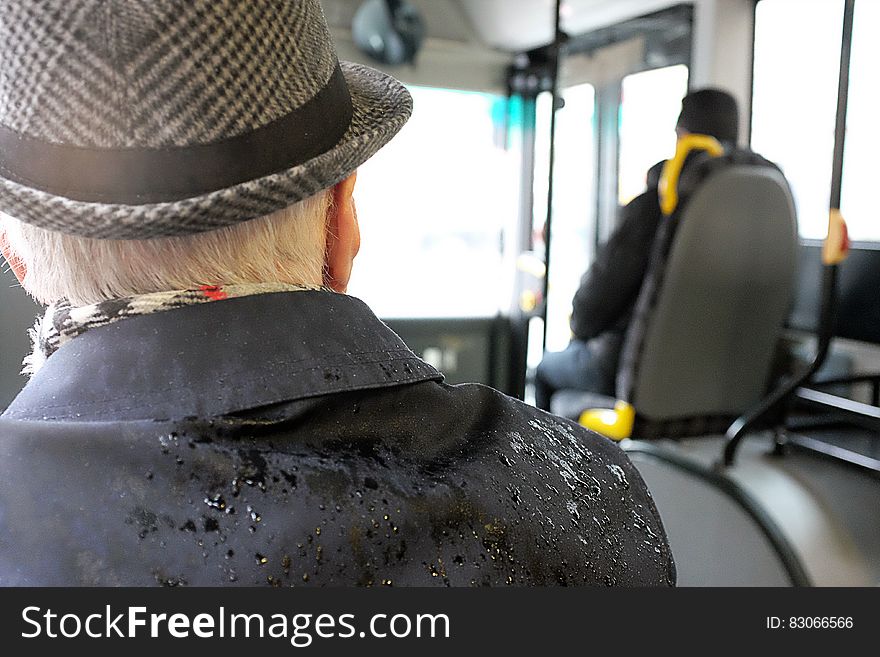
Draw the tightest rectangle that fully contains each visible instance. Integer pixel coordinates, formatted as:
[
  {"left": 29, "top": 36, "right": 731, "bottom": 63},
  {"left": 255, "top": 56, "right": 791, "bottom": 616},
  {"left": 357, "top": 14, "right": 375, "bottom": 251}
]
[
  {"left": 0, "top": 229, "right": 26, "bottom": 284},
  {"left": 324, "top": 172, "right": 360, "bottom": 293}
]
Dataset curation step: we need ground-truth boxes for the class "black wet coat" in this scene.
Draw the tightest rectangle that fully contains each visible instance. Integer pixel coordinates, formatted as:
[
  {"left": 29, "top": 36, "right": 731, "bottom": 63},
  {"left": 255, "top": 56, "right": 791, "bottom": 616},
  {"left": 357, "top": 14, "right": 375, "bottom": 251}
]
[
  {"left": 570, "top": 162, "right": 666, "bottom": 344},
  {"left": 0, "top": 291, "right": 675, "bottom": 586},
  {"left": 559, "top": 163, "right": 666, "bottom": 388}
]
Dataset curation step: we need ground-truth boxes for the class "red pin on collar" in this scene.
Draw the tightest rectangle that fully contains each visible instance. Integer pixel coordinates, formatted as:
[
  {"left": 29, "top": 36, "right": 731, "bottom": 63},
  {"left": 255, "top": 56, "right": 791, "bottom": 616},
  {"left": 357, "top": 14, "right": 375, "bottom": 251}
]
[{"left": 199, "top": 285, "right": 228, "bottom": 301}]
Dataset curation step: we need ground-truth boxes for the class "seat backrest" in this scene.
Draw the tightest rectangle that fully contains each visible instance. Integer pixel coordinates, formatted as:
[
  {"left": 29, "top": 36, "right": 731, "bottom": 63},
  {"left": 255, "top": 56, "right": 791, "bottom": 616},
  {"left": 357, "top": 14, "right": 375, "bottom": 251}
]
[{"left": 618, "top": 154, "right": 798, "bottom": 422}]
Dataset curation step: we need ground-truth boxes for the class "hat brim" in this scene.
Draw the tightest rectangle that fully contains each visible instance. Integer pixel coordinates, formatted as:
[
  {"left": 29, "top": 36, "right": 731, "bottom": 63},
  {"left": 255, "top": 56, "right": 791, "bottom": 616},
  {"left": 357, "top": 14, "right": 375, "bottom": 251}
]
[{"left": 0, "top": 62, "right": 412, "bottom": 240}]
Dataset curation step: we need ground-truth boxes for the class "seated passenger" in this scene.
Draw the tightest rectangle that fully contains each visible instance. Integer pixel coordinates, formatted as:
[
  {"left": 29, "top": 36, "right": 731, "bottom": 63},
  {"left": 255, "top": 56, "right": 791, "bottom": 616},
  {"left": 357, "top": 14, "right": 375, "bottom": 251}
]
[
  {"left": 0, "top": 0, "right": 673, "bottom": 586},
  {"left": 535, "top": 89, "right": 740, "bottom": 410}
]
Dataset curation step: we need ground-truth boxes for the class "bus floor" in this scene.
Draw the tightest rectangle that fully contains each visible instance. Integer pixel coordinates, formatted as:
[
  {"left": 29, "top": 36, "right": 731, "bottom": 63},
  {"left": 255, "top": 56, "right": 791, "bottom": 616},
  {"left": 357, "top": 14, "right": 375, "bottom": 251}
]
[{"left": 627, "top": 430, "right": 880, "bottom": 586}]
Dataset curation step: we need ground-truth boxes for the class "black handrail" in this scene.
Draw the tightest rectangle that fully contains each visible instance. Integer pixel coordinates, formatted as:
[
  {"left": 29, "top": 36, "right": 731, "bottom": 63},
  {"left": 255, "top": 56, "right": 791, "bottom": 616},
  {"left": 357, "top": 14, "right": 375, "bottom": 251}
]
[
  {"left": 722, "top": 264, "right": 839, "bottom": 466},
  {"left": 623, "top": 440, "right": 813, "bottom": 587}
]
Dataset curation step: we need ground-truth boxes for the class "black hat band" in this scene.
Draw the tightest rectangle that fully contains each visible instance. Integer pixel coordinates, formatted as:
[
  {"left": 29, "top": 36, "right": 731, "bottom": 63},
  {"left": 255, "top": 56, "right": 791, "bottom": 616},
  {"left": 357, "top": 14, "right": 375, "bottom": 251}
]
[{"left": 0, "top": 64, "right": 353, "bottom": 206}]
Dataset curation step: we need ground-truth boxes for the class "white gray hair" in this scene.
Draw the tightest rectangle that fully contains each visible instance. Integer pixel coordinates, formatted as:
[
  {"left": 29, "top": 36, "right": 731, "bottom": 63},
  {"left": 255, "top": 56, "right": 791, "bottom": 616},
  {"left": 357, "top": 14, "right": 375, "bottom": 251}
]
[{"left": 1, "top": 191, "right": 333, "bottom": 306}]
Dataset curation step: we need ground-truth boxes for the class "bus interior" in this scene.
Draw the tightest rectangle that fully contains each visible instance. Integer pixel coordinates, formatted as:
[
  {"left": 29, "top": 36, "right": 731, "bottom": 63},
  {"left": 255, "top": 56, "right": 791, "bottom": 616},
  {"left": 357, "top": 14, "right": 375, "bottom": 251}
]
[{"left": 1, "top": 0, "right": 878, "bottom": 587}]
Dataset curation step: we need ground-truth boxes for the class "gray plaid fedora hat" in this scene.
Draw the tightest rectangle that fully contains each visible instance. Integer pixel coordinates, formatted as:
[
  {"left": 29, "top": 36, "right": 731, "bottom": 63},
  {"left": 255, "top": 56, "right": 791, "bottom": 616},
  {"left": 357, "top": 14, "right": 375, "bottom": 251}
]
[{"left": 0, "top": 0, "right": 411, "bottom": 239}]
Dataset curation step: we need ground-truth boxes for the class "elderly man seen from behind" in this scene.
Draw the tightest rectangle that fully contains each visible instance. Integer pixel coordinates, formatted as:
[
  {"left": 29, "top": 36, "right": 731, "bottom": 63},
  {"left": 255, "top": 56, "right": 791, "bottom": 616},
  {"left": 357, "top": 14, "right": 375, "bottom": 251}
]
[{"left": 0, "top": 0, "right": 674, "bottom": 587}]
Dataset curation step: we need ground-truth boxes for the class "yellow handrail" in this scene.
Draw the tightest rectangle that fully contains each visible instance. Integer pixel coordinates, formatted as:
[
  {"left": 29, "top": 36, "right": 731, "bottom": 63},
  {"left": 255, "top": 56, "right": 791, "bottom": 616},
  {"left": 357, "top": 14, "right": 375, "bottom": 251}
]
[
  {"left": 579, "top": 401, "right": 636, "bottom": 442},
  {"left": 658, "top": 134, "right": 725, "bottom": 216}
]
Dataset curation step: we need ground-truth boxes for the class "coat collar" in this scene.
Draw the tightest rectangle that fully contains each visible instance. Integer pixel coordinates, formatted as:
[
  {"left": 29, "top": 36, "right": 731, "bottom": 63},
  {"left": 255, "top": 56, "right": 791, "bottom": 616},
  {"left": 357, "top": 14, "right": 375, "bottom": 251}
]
[{"left": 3, "top": 290, "right": 443, "bottom": 422}]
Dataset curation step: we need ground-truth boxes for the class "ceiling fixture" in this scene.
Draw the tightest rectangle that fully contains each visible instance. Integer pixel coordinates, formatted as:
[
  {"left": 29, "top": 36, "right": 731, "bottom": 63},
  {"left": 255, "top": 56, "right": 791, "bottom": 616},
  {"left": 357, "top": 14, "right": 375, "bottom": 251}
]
[{"left": 352, "top": 0, "right": 426, "bottom": 66}]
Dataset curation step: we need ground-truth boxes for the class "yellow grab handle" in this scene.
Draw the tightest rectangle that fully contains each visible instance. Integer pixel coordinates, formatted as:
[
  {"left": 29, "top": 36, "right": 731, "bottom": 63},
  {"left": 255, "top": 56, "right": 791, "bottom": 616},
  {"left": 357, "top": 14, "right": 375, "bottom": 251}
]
[
  {"left": 579, "top": 401, "right": 636, "bottom": 442},
  {"left": 822, "top": 209, "right": 850, "bottom": 265},
  {"left": 658, "top": 134, "right": 725, "bottom": 216}
]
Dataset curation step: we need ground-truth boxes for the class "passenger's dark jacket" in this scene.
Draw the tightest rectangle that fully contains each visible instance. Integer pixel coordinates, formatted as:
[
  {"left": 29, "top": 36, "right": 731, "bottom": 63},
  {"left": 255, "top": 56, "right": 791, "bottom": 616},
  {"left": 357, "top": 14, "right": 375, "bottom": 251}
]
[
  {"left": 0, "top": 291, "right": 675, "bottom": 586},
  {"left": 570, "top": 162, "right": 665, "bottom": 348}
]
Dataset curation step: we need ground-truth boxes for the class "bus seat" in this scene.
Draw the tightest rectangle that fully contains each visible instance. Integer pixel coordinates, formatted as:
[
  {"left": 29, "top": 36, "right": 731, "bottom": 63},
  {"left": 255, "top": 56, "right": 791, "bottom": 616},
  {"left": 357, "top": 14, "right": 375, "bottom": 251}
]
[{"left": 552, "top": 147, "right": 799, "bottom": 441}]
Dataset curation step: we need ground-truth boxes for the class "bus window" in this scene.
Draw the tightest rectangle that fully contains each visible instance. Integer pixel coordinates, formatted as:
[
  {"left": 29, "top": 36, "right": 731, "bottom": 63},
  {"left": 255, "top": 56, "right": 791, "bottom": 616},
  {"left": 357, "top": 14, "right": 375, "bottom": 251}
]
[
  {"left": 840, "top": 0, "right": 880, "bottom": 242},
  {"left": 349, "top": 86, "right": 520, "bottom": 318},
  {"left": 618, "top": 64, "right": 689, "bottom": 206},
  {"left": 751, "top": 0, "right": 845, "bottom": 239}
]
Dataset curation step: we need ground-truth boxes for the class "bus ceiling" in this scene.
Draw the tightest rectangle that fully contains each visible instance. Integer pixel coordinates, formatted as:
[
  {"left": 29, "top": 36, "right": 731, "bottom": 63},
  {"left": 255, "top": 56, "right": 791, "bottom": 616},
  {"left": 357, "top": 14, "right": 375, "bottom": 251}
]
[{"left": 324, "top": 0, "right": 757, "bottom": 131}]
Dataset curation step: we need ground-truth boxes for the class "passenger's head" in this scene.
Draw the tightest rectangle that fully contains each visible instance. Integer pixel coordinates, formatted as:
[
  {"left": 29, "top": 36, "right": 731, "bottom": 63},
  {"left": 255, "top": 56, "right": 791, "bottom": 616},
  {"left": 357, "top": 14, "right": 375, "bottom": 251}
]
[
  {"left": 675, "top": 88, "right": 740, "bottom": 144},
  {"left": 0, "top": 0, "right": 410, "bottom": 306}
]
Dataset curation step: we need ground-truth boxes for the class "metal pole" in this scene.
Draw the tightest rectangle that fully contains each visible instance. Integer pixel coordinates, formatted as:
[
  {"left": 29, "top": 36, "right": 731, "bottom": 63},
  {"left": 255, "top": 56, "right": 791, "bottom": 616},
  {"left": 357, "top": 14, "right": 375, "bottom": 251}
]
[
  {"left": 725, "top": 1, "right": 855, "bottom": 465},
  {"left": 830, "top": 0, "right": 854, "bottom": 210},
  {"left": 541, "top": 0, "right": 564, "bottom": 347}
]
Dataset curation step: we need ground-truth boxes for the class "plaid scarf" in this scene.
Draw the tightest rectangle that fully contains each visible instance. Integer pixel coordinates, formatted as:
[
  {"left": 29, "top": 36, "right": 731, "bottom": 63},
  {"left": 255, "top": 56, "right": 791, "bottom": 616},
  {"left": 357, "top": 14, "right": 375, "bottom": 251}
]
[{"left": 25, "top": 283, "right": 324, "bottom": 376}]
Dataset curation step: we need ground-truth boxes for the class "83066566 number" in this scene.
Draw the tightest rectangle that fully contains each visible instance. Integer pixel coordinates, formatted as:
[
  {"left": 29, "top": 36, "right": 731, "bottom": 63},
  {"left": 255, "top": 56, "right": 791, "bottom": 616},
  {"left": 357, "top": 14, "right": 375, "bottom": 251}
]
[{"left": 766, "top": 616, "right": 853, "bottom": 629}]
